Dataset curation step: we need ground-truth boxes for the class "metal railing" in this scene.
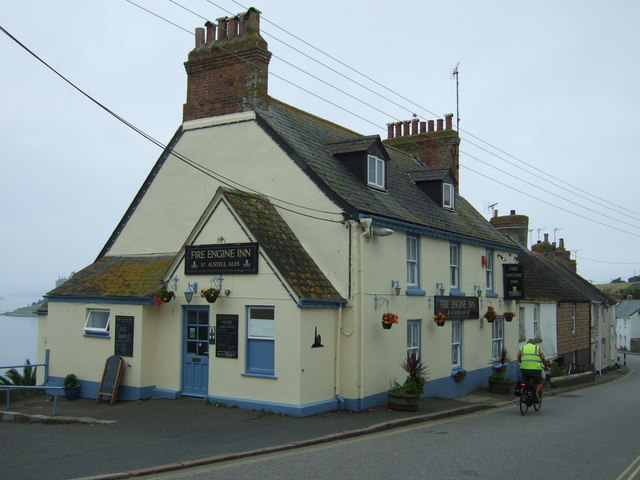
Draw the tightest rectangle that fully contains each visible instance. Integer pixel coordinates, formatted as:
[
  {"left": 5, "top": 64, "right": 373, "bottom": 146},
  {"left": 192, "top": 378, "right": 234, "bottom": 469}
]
[{"left": 0, "top": 350, "right": 63, "bottom": 416}]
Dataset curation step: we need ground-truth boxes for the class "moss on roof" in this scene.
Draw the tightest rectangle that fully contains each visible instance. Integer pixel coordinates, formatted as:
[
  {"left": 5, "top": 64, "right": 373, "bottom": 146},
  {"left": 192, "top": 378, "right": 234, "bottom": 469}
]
[
  {"left": 223, "top": 189, "right": 344, "bottom": 302},
  {"left": 48, "top": 255, "right": 174, "bottom": 298}
]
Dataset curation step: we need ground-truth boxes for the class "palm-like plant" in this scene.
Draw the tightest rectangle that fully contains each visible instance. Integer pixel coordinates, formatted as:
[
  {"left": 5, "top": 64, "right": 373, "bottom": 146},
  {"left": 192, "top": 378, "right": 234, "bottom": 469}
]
[
  {"left": 399, "top": 351, "right": 428, "bottom": 395},
  {"left": 0, "top": 359, "right": 37, "bottom": 386}
]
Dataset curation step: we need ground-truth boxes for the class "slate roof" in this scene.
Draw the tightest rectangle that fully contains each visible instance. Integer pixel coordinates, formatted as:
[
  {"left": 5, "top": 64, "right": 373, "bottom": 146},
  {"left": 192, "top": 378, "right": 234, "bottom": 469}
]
[
  {"left": 517, "top": 249, "right": 616, "bottom": 304},
  {"left": 47, "top": 255, "right": 174, "bottom": 299},
  {"left": 408, "top": 168, "right": 450, "bottom": 182},
  {"left": 255, "top": 99, "right": 517, "bottom": 249},
  {"left": 616, "top": 300, "right": 640, "bottom": 317},
  {"left": 223, "top": 188, "right": 344, "bottom": 302}
]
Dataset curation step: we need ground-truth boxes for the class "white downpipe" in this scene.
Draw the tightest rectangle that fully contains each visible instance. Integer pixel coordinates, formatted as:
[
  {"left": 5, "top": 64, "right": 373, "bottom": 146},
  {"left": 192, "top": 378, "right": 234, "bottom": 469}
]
[
  {"left": 334, "top": 302, "right": 343, "bottom": 405},
  {"left": 358, "top": 223, "right": 366, "bottom": 409}
]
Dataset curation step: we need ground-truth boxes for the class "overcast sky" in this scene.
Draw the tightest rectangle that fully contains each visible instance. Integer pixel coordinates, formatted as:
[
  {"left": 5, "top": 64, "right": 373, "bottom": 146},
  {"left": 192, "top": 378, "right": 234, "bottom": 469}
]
[{"left": 1, "top": 0, "right": 639, "bottom": 309}]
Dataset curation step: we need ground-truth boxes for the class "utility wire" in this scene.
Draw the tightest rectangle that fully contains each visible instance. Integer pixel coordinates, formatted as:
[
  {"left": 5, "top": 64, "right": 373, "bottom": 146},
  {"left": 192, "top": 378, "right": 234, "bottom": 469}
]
[{"left": 0, "top": 24, "right": 344, "bottom": 223}]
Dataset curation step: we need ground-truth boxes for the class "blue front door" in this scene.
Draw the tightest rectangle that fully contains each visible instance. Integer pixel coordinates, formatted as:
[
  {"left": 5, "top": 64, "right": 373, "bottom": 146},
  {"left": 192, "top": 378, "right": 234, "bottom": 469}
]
[{"left": 182, "top": 307, "right": 209, "bottom": 397}]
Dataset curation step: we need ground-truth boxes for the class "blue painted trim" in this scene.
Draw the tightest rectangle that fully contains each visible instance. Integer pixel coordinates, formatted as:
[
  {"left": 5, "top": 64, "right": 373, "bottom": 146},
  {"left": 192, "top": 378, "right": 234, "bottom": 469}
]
[
  {"left": 359, "top": 214, "right": 520, "bottom": 252},
  {"left": 298, "top": 298, "right": 347, "bottom": 308},
  {"left": 406, "top": 287, "right": 426, "bottom": 296},
  {"left": 152, "top": 388, "right": 180, "bottom": 399},
  {"left": 83, "top": 333, "right": 111, "bottom": 339},
  {"left": 46, "top": 294, "right": 154, "bottom": 305},
  {"left": 241, "top": 373, "right": 278, "bottom": 380},
  {"left": 449, "top": 289, "right": 466, "bottom": 297},
  {"left": 47, "top": 377, "right": 158, "bottom": 402},
  {"left": 206, "top": 395, "right": 339, "bottom": 417},
  {"left": 485, "top": 290, "right": 499, "bottom": 298}
]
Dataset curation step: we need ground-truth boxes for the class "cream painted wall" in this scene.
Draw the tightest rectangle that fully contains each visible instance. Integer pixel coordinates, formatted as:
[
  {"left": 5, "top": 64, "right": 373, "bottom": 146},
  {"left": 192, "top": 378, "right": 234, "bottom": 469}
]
[
  {"left": 108, "top": 115, "right": 350, "bottom": 299},
  {"left": 516, "top": 302, "right": 557, "bottom": 360}
]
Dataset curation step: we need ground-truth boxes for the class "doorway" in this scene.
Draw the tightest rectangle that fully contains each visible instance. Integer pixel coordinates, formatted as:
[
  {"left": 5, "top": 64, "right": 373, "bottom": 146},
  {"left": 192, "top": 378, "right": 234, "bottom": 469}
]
[{"left": 182, "top": 306, "right": 210, "bottom": 397}]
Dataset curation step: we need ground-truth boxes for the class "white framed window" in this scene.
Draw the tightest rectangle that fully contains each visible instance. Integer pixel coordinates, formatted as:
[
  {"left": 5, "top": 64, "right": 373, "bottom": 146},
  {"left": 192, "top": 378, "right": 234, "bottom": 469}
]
[
  {"left": 406, "top": 235, "right": 418, "bottom": 287},
  {"left": 485, "top": 249, "right": 494, "bottom": 292},
  {"left": 367, "top": 154, "right": 385, "bottom": 189},
  {"left": 449, "top": 242, "right": 460, "bottom": 289},
  {"left": 451, "top": 319, "right": 462, "bottom": 368},
  {"left": 443, "top": 183, "right": 454, "bottom": 209},
  {"left": 407, "top": 320, "right": 421, "bottom": 355},
  {"left": 518, "top": 306, "right": 526, "bottom": 342},
  {"left": 533, "top": 304, "right": 540, "bottom": 337},
  {"left": 84, "top": 309, "right": 110, "bottom": 336},
  {"left": 246, "top": 306, "right": 275, "bottom": 376},
  {"left": 491, "top": 318, "right": 504, "bottom": 359}
]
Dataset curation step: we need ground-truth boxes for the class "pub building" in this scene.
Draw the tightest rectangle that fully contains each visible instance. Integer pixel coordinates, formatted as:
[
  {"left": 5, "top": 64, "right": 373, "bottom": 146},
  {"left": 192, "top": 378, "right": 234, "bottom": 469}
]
[{"left": 39, "top": 8, "right": 611, "bottom": 416}]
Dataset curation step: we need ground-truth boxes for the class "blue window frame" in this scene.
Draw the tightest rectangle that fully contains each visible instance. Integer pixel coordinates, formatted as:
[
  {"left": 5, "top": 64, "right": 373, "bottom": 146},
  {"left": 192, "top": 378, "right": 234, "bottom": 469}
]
[
  {"left": 246, "top": 306, "right": 275, "bottom": 376},
  {"left": 451, "top": 319, "right": 462, "bottom": 369},
  {"left": 449, "top": 242, "right": 463, "bottom": 295},
  {"left": 407, "top": 320, "right": 421, "bottom": 355},
  {"left": 485, "top": 248, "right": 498, "bottom": 297},
  {"left": 406, "top": 235, "right": 425, "bottom": 295}
]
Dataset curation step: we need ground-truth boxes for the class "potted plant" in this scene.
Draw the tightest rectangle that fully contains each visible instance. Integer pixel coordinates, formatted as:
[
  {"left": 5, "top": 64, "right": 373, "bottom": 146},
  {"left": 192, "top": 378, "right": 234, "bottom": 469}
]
[
  {"left": 63, "top": 373, "right": 80, "bottom": 400},
  {"left": 153, "top": 289, "right": 175, "bottom": 305},
  {"left": 488, "top": 347, "right": 512, "bottom": 393},
  {"left": 483, "top": 306, "right": 497, "bottom": 322},
  {"left": 381, "top": 312, "right": 399, "bottom": 329},
  {"left": 433, "top": 312, "right": 446, "bottom": 326},
  {"left": 201, "top": 287, "right": 220, "bottom": 303},
  {"left": 452, "top": 369, "right": 467, "bottom": 382},
  {"left": 503, "top": 311, "right": 516, "bottom": 322},
  {"left": 388, "top": 351, "right": 428, "bottom": 412}
]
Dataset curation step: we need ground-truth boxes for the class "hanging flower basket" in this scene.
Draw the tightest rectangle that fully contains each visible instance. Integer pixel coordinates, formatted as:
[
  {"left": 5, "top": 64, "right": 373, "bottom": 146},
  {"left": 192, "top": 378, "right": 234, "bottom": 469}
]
[
  {"left": 153, "top": 289, "right": 175, "bottom": 305},
  {"left": 382, "top": 312, "right": 399, "bottom": 329},
  {"left": 503, "top": 312, "right": 516, "bottom": 322},
  {"left": 433, "top": 312, "right": 446, "bottom": 326},
  {"left": 452, "top": 369, "right": 467, "bottom": 382},
  {"left": 483, "top": 306, "right": 497, "bottom": 322},
  {"left": 200, "top": 288, "right": 220, "bottom": 303}
]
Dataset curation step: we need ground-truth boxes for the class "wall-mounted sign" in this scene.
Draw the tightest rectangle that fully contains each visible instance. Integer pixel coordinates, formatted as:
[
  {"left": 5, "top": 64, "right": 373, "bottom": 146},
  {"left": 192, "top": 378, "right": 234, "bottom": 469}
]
[
  {"left": 185, "top": 242, "right": 258, "bottom": 275},
  {"left": 215, "top": 314, "right": 239, "bottom": 359},
  {"left": 503, "top": 263, "right": 524, "bottom": 299},
  {"left": 434, "top": 296, "right": 479, "bottom": 320},
  {"left": 114, "top": 316, "right": 134, "bottom": 357}
]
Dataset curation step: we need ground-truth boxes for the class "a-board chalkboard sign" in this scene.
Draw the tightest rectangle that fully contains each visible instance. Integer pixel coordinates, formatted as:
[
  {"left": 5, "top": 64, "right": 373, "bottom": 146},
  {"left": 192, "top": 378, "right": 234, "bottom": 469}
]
[
  {"left": 215, "top": 314, "right": 238, "bottom": 359},
  {"left": 96, "top": 355, "right": 125, "bottom": 405},
  {"left": 114, "top": 316, "right": 134, "bottom": 357}
]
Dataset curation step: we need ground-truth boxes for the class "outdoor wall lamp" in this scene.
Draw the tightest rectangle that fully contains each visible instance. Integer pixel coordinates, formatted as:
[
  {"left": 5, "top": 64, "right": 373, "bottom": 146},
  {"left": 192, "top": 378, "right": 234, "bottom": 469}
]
[
  {"left": 436, "top": 282, "right": 445, "bottom": 296},
  {"left": 474, "top": 285, "right": 483, "bottom": 297},
  {"left": 184, "top": 282, "right": 198, "bottom": 304},
  {"left": 372, "top": 226, "right": 395, "bottom": 237},
  {"left": 391, "top": 280, "right": 401, "bottom": 295}
]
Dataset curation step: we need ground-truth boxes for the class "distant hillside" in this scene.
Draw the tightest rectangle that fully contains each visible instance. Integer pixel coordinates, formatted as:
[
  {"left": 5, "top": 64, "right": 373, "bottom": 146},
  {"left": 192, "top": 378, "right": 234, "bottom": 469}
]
[
  {"left": 2, "top": 300, "right": 45, "bottom": 317},
  {"left": 596, "top": 282, "right": 640, "bottom": 299}
]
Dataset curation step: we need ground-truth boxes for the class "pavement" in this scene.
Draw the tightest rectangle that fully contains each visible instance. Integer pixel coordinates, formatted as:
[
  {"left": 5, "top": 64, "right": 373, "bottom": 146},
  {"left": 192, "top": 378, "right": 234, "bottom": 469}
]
[{"left": 0, "top": 366, "right": 629, "bottom": 480}]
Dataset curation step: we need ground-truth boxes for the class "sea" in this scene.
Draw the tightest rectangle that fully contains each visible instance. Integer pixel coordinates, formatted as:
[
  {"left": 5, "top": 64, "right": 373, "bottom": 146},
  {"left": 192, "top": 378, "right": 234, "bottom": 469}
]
[{"left": 0, "top": 296, "right": 40, "bottom": 376}]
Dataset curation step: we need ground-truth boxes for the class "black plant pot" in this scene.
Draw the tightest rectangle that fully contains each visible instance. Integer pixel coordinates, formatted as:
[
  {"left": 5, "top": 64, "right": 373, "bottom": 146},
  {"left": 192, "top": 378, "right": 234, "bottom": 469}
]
[{"left": 64, "top": 386, "right": 80, "bottom": 400}]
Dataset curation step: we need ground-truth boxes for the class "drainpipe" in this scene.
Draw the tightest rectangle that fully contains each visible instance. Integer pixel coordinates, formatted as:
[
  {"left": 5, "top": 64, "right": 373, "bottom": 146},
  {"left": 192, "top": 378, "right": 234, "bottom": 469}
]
[
  {"left": 335, "top": 303, "right": 343, "bottom": 408},
  {"left": 358, "top": 220, "right": 368, "bottom": 410}
]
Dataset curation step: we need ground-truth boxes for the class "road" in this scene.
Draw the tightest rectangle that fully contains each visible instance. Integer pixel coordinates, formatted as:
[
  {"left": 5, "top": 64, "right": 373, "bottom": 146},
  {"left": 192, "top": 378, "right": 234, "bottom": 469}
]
[{"left": 140, "top": 355, "right": 640, "bottom": 480}]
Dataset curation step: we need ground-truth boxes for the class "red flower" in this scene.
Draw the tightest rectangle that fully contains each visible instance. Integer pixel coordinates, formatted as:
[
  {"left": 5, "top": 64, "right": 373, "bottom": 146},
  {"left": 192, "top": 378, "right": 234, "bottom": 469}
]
[{"left": 382, "top": 313, "right": 399, "bottom": 324}]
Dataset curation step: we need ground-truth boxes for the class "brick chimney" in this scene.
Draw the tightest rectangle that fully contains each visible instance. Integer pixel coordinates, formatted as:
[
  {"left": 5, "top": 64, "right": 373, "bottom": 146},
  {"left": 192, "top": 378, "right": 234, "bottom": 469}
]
[
  {"left": 489, "top": 210, "right": 529, "bottom": 247},
  {"left": 532, "top": 234, "right": 577, "bottom": 272},
  {"left": 383, "top": 114, "right": 460, "bottom": 190},
  {"left": 183, "top": 7, "right": 271, "bottom": 122}
]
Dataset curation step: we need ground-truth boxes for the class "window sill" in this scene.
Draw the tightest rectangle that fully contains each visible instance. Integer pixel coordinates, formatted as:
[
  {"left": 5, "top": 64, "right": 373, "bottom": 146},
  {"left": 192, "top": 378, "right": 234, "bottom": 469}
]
[
  {"left": 485, "top": 290, "right": 499, "bottom": 298},
  {"left": 406, "top": 287, "right": 426, "bottom": 296},
  {"left": 449, "top": 289, "right": 466, "bottom": 297},
  {"left": 83, "top": 333, "right": 110, "bottom": 339},
  {"left": 242, "top": 372, "right": 278, "bottom": 380}
]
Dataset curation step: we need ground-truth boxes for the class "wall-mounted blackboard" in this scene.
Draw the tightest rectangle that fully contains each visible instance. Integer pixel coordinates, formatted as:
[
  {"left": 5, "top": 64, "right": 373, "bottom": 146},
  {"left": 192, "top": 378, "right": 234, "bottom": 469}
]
[
  {"left": 216, "top": 314, "right": 238, "bottom": 359},
  {"left": 114, "top": 316, "right": 134, "bottom": 357},
  {"left": 96, "top": 355, "right": 125, "bottom": 405}
]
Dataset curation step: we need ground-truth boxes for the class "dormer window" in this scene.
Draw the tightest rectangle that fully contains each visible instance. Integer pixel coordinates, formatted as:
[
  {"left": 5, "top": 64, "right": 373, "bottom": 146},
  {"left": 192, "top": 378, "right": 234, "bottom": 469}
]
[
  {"left": 367, "top": 154, "right": 386, "bottom": 189},
  {"left": 443, "top": 183, "right": 454, "bottom": 209}
]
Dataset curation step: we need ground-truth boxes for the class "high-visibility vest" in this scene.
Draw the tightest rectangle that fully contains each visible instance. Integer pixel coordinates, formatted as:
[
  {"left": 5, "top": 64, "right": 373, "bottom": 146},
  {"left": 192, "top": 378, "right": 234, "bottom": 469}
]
[{"left": 520, "top": 343, "right": 542, "bottom": 371}]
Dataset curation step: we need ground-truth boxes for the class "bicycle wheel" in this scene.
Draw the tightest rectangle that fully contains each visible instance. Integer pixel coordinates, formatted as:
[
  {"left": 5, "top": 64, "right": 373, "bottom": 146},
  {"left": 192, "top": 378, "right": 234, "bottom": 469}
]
[
  {"left": 533, "top": 389, "right": 542, "bottom": 412},
  {"left": 519, "top": 392, "right": 529, "bottom": 415}
]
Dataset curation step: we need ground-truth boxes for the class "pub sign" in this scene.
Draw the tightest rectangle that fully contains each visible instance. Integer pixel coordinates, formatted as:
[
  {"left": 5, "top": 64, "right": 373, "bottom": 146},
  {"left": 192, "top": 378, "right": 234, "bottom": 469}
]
[
  {"left": 434, "top": 296, "right": 479, "bottom": 320},
  {"left": 185, "top": 242, "right": 258, "bottom": 275},
  {"left": 503, "top": 263, "right": 524, "bottom": 299}
]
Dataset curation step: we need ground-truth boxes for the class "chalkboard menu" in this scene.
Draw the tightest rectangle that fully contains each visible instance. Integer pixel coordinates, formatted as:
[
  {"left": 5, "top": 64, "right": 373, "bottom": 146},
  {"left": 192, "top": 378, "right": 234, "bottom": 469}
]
[
  {"left": 96, "top": 355, "right": 125, "bottom": 405},
  {"left": 114, "top": 316, "right": 134, "bottom": 357},
  {"left": 216, "top": 314, "right": 238, "bottom": 359}
]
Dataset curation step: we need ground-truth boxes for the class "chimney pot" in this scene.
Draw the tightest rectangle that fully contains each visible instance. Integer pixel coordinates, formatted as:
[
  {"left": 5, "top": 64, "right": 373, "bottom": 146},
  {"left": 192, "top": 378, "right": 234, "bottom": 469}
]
[
  {"left": 387, "top": 123, "right": 394, "bottom": 139},
  {"left": 195, "top": 27, "right": 205, "bottom": 47},
  {"left": 217, "top": 16, "right": 228, "bottom": 40},
  {"left": 227, "top": 16, "right": 239, "bottom": 38},
  {"left": 205, "top": 21, "right": 215, "bottom": 44},
  {"left": 436, "top": 119, "right": 444, "bottom": 131},
  {"left": 428, "top": 120, "right": 435, "bottom": 132},
  {"left": 403, "top": 121, "right": 410, "bottom": 136},
  {"left": 419, "top": 121, "right": 426, "bottom": 133},
  {"left": 445, "top": 113, "right": 453, "bottom": 130},
  {"left": 510, "top": 210, "right": 516, "bottom": 215},
  {"left": 394, "top": 123, "right": 402, "bottom": 137},
  {"left": 411, "top": 118, "right": 418, "bottom": 135}
]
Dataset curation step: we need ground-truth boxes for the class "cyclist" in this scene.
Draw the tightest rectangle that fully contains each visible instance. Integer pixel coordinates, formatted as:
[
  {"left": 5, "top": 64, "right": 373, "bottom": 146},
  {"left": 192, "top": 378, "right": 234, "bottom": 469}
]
[{"left": 517, "top": 339, "right": 547, "bottom": 401}]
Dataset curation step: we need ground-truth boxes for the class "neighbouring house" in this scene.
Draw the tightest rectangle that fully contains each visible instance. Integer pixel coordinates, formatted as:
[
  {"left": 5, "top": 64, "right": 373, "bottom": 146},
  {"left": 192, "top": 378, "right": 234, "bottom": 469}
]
[
  {"left": 491, "top": 211, "right": 617, "bottom": 374},
  {"left": 39, "top": 8, "right": 525, "bottom": 416},
  {"left": 616, "top": 299, "right": 640, "bottom": 351}
]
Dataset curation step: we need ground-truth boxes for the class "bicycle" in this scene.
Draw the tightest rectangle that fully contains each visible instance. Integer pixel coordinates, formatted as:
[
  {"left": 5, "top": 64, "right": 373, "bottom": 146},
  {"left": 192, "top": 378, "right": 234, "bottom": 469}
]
[{"left": 515, "top": 376, "right": 542, "bottom": 415}]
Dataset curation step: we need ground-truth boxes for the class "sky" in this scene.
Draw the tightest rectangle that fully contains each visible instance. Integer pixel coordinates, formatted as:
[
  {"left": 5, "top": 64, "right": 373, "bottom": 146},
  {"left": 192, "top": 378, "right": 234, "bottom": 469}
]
[{"left": 1, "top": 0, "right": 639, "bottom": 310}]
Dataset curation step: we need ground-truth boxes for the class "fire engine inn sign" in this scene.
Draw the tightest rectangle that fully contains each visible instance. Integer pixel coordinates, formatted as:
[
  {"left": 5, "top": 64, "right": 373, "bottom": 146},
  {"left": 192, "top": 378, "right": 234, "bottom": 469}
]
[
  {"left": 434, "top": 296, "right": 479, "bottom": 320},
  {"left": 185, "top": 243, "right": 258, "bottom": 275}
]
